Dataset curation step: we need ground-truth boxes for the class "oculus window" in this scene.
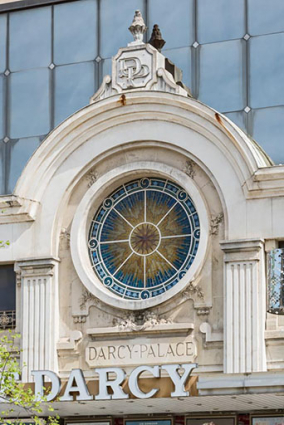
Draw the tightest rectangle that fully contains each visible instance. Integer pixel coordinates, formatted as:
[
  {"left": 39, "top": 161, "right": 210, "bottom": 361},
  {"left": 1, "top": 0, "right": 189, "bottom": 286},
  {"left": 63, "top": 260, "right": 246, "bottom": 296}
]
[{"left": 88, "top": 177, "right": 200, "bottom": 301}]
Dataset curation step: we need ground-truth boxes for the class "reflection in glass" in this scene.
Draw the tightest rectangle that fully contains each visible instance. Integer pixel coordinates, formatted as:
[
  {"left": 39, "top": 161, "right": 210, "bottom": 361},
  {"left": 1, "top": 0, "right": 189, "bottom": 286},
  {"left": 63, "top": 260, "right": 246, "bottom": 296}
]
[
  {"left": 0, "top": 265, "right": 16, "bottom": 311},
  {"left": 10, "top": 69, "right": 50, "bottom": 138},
  {"left": 54, "top": 62, "right": 95, "bottom": 126},
  {"left": 102, "top": 58, "right": 112, "bottom": 78},
  {"left": 0, "top": 14, "right": 6, "bottom": 73},
  {"left": 223, "top": 111, "right": 246, "bottom": 133},
  {"left": 0, "top": 75, "right": 5, "bottom": 139},
  {"left": 54, "top": 0, "right": 97, "bottom": 65},
  {"left": 252, "top": 107, "right": 284, "bottom": 164},
  {"left": 8, "top": 137, "right": 41, "bottom": 193},
  {"left": 198, "top": 40, "right": 245, "bottom": 112},
  {"left": 148, "top": 0, "right": 194, "bottom": 50},
  {"left": 9, "top": 7, "right": 51, "bottom": 71},
  {"left": 0, "top": 141, "right": 4, "bottom": 194},
  {"left": 267, "top": 248, "right": 284, "bottom": 315},
  {"left": 197, "top": 0, "right": 245, "bottom": 44},
  {"left": 100, "top": 0, "right": 144, "bottom": 58},
  {"left": 164, "top": 47, "right": 191, "bottom": 89},
  {"left": 249, "top": 33, "right": 284, "bottom": 109},
  {"left": 248, "top": 0, "right": 284, "bottom": 36}
]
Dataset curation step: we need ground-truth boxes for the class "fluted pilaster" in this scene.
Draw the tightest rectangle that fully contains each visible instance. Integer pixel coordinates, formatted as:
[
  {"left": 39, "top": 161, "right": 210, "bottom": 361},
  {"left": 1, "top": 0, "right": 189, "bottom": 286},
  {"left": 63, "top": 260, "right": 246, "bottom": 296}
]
[
  {"left": 15, "top": 258, "right": 59, "bottom": 382},
  {"left": 220, "top": 239, "right": 266, "bottom": 373}
]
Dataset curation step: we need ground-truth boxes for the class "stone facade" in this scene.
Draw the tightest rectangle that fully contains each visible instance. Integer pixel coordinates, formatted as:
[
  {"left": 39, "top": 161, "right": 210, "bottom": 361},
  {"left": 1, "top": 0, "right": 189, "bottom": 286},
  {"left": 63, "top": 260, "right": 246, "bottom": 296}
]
[{"left": 1, "top": 10, "right": 284, "bottom": 417}]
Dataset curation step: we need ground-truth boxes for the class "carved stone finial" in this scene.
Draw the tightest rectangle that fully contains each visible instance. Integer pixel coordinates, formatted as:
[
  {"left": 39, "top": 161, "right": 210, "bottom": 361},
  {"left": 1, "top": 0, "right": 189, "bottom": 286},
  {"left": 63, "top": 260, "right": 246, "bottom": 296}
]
[
  {"left": 149, "top": 24, "right": 166, "bottom": 52},
  {"left": 128, "top": 10, "right": 147, "bottom": 45}
]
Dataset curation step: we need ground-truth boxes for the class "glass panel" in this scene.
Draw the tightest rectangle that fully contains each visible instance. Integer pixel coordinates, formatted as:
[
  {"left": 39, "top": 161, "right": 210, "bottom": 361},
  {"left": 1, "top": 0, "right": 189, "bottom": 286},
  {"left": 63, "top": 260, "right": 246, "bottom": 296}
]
[
  {"left": 0, "top": 265, "right": 16, "bottom": 311},
  {"left": 0, "top": 141, "right": 4, "bottom": 195},
  {"left": 7, "top": 137, "right": 41, "bottom": 193},
  {"left": 102, "top": 58, "right": 112, "bottom": 78},
  {"left": 267, "top": 248, "right": 284, "bottom": 315},
  {"left": 248, "top": 0, "right": 284, "bottom": 36},
  {"left": 54, "top": 62, "right": 95, "bottom": 126},
  {"left": 148, "top": 0, "right": 194, "bottom": 50},
  {"left": 198, "top": 40, "right": 245, "bottom": 112},
  {"left": 164, "top": 47, "right": 191, "bottom": 89},
  {"left": 197, "top": 0, "right": 245, "bottom": 44},
  {"left": 0, "top": 14, "right": 7, "bottom": 73},
  {"left": 249, "top": 33, "right": 284, "bottom": 109},
  {"left": 9, "top": 69, "right": 50, "bottom": 138},
  {"left": 54, "top": 0, "right": 98, "bottom": 65},
  {"left": 224, "top": 111, "right": 246, "bottom": 133},
  {"left": 0, "top": 75, "right": 5, "bottom": 139},
  {"left": 9, "top": 7, "right": 51, "bottom": 72},
  {"left": 100, "top": 0, "right": 144, "bottom": 58},
  {"left": 252, "top": 107, "right": 284, "bottom": 164}
]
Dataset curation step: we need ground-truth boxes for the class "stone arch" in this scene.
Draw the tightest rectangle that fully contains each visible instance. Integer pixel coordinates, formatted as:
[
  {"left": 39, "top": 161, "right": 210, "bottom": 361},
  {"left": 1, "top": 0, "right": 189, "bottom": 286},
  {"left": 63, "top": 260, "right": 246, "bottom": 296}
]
[{"left": 15, "top": 91, "right": 270, "bottom": 259}]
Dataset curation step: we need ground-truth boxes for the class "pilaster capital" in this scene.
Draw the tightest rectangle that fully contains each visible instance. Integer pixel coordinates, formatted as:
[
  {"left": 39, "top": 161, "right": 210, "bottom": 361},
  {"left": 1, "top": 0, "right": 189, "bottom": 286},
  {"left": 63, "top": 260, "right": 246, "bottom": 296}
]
[
  {"left": 14, "top": 257, "right": 60, "bottom": 278},
  {"left": 220, "top": 238, "right": 264, "bottom": 262}
]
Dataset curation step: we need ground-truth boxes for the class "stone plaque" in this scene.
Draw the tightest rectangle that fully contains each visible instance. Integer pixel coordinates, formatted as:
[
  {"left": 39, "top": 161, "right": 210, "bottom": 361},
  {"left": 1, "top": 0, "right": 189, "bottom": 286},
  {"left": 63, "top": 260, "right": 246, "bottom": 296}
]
[
  {"left": 115, "top": 48, "right": 153, "bottom": 90},
  {"left": 86, "top": 335, "right": 197, "bottom": 367}
]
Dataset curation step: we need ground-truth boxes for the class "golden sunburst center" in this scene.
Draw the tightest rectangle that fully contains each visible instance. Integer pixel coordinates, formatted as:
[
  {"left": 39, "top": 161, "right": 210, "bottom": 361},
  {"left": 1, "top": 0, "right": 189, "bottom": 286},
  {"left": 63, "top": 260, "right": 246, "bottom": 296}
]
[{"left": 130, "top": 222, "right": 160, "bottom": 255}]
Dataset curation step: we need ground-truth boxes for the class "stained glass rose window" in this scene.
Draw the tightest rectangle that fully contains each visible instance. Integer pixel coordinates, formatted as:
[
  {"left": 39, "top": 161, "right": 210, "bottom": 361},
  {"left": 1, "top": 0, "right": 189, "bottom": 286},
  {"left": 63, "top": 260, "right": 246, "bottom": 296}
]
[{"left": 88, "top": 177, "right": 200, "bottom": 301}]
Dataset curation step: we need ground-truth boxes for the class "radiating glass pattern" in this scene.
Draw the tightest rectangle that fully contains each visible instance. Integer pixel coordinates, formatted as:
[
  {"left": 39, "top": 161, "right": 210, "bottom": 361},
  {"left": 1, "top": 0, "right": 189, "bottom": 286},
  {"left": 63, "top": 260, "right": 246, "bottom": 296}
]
[{"left": 88, "top": 178, "right": 200, "bottom": 300}]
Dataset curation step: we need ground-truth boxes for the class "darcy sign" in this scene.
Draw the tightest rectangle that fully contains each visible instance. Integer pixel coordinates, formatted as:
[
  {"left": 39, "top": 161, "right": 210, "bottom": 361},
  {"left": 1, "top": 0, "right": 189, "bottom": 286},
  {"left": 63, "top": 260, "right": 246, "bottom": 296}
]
[
  {"left": 86, "top": 336, "right": 196, "bottom": 367},
  {"left": 32, "top": 363, "right": 197, "bottom": 402}
]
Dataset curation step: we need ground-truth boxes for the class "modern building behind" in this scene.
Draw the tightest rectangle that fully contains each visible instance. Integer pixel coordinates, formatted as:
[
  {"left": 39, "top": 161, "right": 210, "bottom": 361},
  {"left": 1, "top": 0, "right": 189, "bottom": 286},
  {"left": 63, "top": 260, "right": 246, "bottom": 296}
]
[
  {"left": 0, "top": 2, "right": 284, "bottom": 425},
  {"left": 0, "top": 0, "right": 284, "bottom": 195}
]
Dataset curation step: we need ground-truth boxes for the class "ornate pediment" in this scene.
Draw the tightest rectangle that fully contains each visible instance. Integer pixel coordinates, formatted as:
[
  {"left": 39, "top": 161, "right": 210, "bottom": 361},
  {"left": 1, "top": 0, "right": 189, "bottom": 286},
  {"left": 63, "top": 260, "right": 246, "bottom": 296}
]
[{"left": 90, "top": 10, "right": 191, "bottom": 103}]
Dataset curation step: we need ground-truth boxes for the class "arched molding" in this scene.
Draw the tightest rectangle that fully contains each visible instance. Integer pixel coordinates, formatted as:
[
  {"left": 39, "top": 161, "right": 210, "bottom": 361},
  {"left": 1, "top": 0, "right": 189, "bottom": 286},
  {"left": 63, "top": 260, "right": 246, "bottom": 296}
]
[
  {"left": 15, "top": 92, "right": 270, "bottom": 201},
  {"left": 13, "top": 91, "right": 271, "bottom": 257}
]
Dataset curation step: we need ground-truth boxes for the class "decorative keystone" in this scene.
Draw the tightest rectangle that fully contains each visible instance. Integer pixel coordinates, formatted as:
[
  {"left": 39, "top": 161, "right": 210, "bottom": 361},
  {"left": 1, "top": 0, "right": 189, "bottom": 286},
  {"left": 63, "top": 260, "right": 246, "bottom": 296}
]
[
  {"left": 128, "top": 10, "right": 147, "bottom": 45},
  {"left": 149, "top": 24, "right": 166, "bottom": 52}
]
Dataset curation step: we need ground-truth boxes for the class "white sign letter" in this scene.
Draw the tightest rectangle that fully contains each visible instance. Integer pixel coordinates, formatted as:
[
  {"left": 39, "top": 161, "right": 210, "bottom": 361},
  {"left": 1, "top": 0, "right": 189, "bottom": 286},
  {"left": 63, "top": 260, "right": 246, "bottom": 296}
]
[
  {"left": 60, "top": 369, "right": 93, "bottom": 401},
  {"left": 162, "top": 363, "right": 197, "bottom": 397},
  {"left": 95, "top": 367, "right": 128, "bottom": 400},
  {"left": 32, "top": 370, "right": 61, "bottom": 402},
  {"left": 129, "top": 365, "right": 160, "bottom": 399}
]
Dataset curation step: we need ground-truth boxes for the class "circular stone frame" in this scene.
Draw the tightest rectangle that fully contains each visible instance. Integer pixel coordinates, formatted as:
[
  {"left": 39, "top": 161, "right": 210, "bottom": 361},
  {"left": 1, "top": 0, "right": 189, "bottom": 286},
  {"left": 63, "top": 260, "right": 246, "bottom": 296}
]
[{"left": 71, "top": 162, "right": 209, "bottom": 310}]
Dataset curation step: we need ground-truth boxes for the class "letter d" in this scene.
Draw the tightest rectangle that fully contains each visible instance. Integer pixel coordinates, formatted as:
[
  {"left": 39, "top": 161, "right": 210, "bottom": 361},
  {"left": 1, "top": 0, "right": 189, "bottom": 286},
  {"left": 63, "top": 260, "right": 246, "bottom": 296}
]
[{"left": 32, "top": 370, "right": 61, "bottom": 402}]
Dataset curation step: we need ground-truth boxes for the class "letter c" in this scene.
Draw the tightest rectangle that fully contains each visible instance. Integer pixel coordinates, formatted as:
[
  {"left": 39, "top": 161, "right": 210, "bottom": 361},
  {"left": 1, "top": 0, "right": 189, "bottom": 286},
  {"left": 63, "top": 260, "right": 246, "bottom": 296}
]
[{"left": 128, "top": 365, "right": 160, "bottom": 399}]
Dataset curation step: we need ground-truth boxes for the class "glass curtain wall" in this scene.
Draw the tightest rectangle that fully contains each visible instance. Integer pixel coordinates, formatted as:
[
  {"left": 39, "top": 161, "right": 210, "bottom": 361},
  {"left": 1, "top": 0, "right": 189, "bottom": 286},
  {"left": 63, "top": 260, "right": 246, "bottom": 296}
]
[{"left": 0, "top": 0, "right": 284, "bottom": 194}]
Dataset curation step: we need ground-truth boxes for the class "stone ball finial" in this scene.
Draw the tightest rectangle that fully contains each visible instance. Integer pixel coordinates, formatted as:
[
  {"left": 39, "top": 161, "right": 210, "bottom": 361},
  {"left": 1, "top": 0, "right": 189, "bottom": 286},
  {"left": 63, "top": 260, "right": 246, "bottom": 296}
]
[
  {"left": 128, "top": 10, "right": 147, "bottom": 45},
  {"left": 149, "top": 24, "right": 166, "bottom": 52}
]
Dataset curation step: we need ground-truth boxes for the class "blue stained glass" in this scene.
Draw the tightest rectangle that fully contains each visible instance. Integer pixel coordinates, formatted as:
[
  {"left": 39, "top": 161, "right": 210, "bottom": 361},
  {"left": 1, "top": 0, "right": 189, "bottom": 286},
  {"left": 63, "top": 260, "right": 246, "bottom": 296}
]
[{"left": 88, "top": 177, "right": 200, "bottom": 301}]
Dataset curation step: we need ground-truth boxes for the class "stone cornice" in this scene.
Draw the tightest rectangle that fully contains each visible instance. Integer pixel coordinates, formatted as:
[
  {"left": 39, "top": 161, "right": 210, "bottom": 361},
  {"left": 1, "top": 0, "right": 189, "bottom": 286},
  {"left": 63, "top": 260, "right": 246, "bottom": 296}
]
[{"left": 0, "top": 195, "right": 39, "bottom": 224}]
